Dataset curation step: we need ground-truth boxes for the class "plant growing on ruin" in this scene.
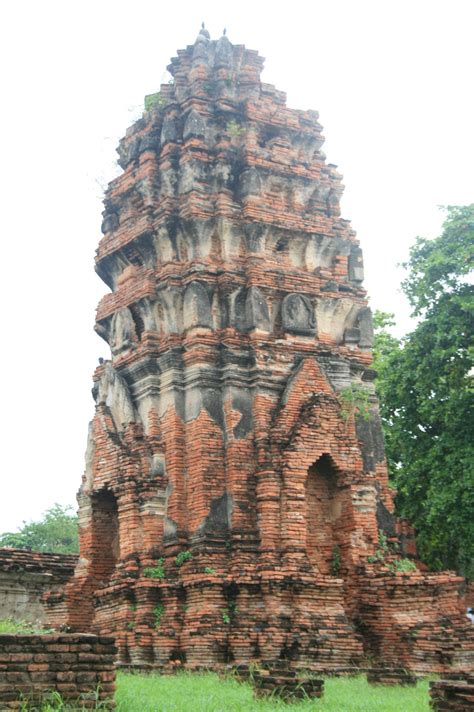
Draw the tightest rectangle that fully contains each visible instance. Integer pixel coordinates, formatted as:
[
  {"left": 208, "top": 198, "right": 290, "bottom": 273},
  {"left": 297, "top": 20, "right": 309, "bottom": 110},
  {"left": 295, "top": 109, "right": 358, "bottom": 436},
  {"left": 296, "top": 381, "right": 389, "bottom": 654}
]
[
  {"left": 204, "top": 566, "right": 216, "bottom": 574},
  {"left": 221, "top": 600, "right": 237, "bottom": 625},
  {"left": 367, "top": 529, "right": 390, "bottom": 564},
  {"left": 175, "top": 550, "right": 192, "bottom": 567},
  {"left": 153, "top": 603, "right": 165, "bottom": 628},
  {"left": 330, "top": 545, "right": 341, "bottom": 575},
  {"left": 387, "top": 558, "right": 417, "bottom": 573},
  {"left": 226, "top": 120, "right": 244, "bottom": 138},
  {"left": 367, "top": 530, "right": 416, "bottom": 573},
  {"left": 144, "top": 92, "right": 165, "bottom": 112},
  {"left": 338, "top": 384, "right": 371, "bottom": 422},
  {"left": 143, "top": 558, "right": 166, "bottom": 579}
]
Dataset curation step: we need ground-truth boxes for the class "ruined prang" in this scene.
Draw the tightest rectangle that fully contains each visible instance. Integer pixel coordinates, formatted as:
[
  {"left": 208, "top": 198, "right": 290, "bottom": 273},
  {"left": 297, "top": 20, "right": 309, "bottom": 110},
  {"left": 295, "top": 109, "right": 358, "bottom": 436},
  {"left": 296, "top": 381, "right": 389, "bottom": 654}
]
[{"left": 67, "top": 27, "right": 474, "bottom": 672}]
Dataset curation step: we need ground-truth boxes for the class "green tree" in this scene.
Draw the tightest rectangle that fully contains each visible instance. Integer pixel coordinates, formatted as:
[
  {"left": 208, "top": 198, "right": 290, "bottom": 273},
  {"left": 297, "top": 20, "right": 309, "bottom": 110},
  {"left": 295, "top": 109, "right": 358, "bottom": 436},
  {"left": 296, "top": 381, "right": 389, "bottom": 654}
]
[
  {"left": 373, "top": 205, "right": 474, "bottom": 578},
  {"left": 0, "top": 504, "right": 79, "bottom": 554},
  {"left": 372, "top": 310, "right": 401, "bottom": 476}
]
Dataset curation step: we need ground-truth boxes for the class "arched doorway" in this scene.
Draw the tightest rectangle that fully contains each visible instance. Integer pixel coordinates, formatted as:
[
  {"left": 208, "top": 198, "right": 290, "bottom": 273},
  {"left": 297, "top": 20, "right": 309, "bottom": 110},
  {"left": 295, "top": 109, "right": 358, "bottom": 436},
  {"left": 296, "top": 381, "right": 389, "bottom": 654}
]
[
  {"left": 305, "top": 454, "right": 343, "bottom": 574},
  {"left": 90, "top": 489, "right": 120, "bottom": 583}
]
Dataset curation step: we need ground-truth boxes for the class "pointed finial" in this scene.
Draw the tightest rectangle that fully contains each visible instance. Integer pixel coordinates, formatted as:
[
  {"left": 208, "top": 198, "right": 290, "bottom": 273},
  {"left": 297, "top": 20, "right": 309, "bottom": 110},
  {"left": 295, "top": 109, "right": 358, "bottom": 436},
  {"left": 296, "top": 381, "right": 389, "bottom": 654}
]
[
  {"left": 197, "top": 22, "right": 210, "bottom": 40},
  {"left": 223, "top": 28, "right": 226, "bottom": 35}
]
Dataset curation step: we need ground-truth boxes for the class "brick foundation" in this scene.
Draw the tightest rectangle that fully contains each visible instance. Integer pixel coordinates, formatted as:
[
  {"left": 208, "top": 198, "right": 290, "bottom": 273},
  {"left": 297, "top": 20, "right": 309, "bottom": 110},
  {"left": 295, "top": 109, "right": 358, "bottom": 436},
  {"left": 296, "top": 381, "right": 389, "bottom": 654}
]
[
  {"left": 354, "top": 571, "right": 473, "bottom": 673},
  {"left": 366, "top": 668, "right": 417, "bottom": 686},
  {"left": 65, "top": 27, "right": 474, "bottom": 674},
  {"left": 0, "top": 634, "right": 116, "bottom": 709},
  {"left": 430, "top": 679, "right": 474, "bottom": 711}
]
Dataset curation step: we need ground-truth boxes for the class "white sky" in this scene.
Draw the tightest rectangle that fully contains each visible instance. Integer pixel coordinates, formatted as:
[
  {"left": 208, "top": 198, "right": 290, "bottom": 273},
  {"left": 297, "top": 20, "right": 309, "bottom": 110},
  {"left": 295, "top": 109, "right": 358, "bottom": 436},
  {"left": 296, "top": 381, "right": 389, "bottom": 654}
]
[{"left": 0, "top": 0, "right": 472, "bottom": 533}]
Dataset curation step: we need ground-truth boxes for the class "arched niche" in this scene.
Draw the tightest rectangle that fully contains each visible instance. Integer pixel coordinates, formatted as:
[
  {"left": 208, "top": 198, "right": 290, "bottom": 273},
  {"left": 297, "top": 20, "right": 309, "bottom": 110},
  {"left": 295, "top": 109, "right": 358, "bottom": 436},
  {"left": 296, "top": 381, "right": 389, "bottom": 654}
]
[
  {"left": 211, "top": 290, "right": 222, "bottom": 330},
  {"left": 156, "top": 288, "right": 181, "bottom": 335},
  {"left": 183, "top": 109, "right": 206, "bottom": 140},
  {"left": 342, "top": 306, "right": 374, "bottom": 349},
  {"left": 239, "top": 167, "right": 262, "bottom": 198},
  {"left": 228, "top": 288, "right": 247, "bottom": 331},
  {"left": 305, "top": 454, "right": 344, "bottom": 574},
  {"left": 357, "top": 307, "right": 374, "bottom": 348},
  {"left": 177, "top": 231, "right": 193, "bottom": 262},
  {"left": 155, "top": 298, "right": 168, "bottom": 334},
  {"left": 90, "top": 489, "right": 120, "bottom": 583},
  {"left": 305, "top": 235, "right": 335, "bottom": 271},
  {"left": 228, "top": 287, "right": 270, "bottom": 332},
  {"left": 96, "top": 362, "right": 136, "bottom": 432},
  {"left": 134, "top": 300, "right": 156, "bottom": 333},
  {"left": 183, "top": 282, "right": 212, "bottom": 331},
  {"left": 161, "top": 113, "right": 179, "bottom": 146},
  {"left": 245, "top": 286, "right": 270, "bottom": 332},
  {"left": 110, "top": 308, "right": 138, "bottom": 355},
  {"left": 288, "top": 237, "right": 306, "bottom": 268},
  {"left": 282, "top": 294, "right": 316, "bottom": 335},
  {"left": 156, "top": 227, "right": 175, "bottom": 263}
]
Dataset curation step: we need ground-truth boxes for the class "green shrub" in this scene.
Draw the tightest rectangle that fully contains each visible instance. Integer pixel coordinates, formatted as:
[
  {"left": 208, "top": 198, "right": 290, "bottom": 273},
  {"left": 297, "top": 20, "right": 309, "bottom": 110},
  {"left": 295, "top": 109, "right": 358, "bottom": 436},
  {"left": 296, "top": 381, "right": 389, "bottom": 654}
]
[
  {"left": 144, "top": 93, "right": 165, "bottom": 112},
  {"left": 388, "top": 558, "right": 417, "bottom": 573},
  {"left": 143, "top": 558, "right": 165, "bottom": 579},
  {"left": 175, "top": 551, "right": 192, "bottom": 567},
  {"left": 339, "top": 384, "right": 371, "bottom": 421},
  {"left": 153, "top": 603, "right": 165, "bottom": 628},
  {"left": 226, "top": 120, "right": 244, "bottom": 137}
]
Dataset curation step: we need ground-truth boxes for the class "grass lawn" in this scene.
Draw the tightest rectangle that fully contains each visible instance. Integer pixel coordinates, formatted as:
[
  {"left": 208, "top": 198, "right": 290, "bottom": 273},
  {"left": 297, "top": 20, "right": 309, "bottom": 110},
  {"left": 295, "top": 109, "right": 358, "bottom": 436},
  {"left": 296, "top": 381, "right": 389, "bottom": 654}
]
[{"left": 115, "top": 671, "right": 431, "bottom": 711}]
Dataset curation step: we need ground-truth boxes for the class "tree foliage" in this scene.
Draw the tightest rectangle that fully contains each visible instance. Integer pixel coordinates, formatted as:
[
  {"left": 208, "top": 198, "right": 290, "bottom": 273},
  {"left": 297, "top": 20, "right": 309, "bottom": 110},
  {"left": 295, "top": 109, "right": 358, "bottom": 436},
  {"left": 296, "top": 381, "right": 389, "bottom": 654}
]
[
  {"left": 373, "top": 205, "right": 474, "bottom": 578},
  {"left": 0, "top": 504, "right": 79, "bottom": 554}
]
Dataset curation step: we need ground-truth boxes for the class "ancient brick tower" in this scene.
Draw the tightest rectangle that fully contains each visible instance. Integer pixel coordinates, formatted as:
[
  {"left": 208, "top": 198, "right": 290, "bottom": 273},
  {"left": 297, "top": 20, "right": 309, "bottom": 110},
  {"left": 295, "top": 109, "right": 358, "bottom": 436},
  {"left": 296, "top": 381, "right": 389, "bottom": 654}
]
[{"left": 67, "top": 27, "right": 473, "bottom": 673}]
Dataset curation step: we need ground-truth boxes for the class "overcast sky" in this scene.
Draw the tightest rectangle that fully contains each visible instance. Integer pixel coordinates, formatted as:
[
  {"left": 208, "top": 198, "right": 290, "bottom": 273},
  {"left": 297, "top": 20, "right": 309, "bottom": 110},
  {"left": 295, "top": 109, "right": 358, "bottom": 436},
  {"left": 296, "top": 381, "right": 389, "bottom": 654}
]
[{"left": 0, "top": 0, "right": 472, "bottom": 533}]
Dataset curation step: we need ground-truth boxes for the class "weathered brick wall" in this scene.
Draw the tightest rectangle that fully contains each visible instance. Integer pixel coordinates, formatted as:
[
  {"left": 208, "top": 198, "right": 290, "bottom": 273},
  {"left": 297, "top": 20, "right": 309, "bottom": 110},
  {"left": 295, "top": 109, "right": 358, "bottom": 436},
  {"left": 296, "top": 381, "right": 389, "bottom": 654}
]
[
  {"left": 464, "top": 580, "right": 474, "bottom": 609},
  {"left": 0, "top": 634, "right": 116, "bottom": 709},
  {"left": 0, "top": 549, "right": 77, "bottom": 628},
  {"left": 355, "top": 571, "right": 473, "bottom": 673},
  {"left": 430, "top": 679, "right": 474, "bottom": 710}
]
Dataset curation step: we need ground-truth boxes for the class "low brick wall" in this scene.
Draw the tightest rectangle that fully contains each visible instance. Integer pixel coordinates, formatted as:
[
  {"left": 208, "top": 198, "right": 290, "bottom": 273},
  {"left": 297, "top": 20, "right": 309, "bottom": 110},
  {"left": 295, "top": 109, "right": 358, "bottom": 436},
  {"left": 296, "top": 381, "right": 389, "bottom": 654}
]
[
  {"left": 0, "top": 549, "right": 77, "bottom": 628},
  {"left": 430, "top": 679, "right": 474, "bottom": 710},
  {"left": 0, "top": 634, "right": 116, "bottom": 709},
  {"left": 355, "top": 571, "right": 474, "bottom": 672},
  {"left": 366, "top": 667, "right": 417, "bottom": 685}
]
